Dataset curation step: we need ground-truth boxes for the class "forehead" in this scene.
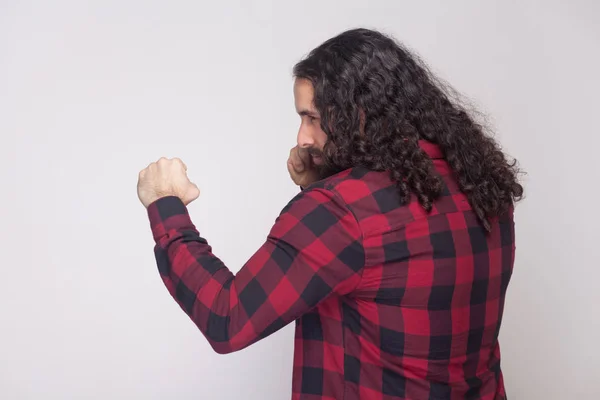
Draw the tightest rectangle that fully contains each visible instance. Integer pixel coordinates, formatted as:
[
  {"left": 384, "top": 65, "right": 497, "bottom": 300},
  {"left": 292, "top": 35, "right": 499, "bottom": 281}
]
[{"left": 294, "top": 78, "right": 315, "bottom": 109}]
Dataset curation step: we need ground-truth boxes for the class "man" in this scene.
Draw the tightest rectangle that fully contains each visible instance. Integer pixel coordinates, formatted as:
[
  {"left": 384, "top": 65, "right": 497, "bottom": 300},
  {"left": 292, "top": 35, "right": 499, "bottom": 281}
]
[{"left": 137, "top": 28, "right": 523, "bottom": 400}]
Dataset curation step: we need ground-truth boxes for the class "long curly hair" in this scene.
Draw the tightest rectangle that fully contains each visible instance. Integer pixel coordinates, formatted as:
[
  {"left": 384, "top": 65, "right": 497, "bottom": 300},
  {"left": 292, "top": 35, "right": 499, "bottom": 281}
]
[{"left": 293, "top": 28, "right": 523, "bottom": 231}]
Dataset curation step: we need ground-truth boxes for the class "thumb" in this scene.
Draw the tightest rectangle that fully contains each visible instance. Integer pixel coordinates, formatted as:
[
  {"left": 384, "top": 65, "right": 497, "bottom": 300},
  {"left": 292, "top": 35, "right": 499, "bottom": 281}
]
[{"left": 183, "top": 183, "right": 200, "bottom": 205}]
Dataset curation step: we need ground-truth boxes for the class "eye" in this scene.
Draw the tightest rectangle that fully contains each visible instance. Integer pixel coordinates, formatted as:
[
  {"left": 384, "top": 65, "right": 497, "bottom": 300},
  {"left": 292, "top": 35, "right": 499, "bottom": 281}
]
[{"left": 308, "top": 116, "right": 318, "bottom": 124}]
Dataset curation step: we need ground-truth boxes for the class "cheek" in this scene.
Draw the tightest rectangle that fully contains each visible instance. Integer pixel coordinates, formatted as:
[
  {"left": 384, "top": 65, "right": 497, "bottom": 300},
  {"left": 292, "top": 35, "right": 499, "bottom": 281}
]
[{"left": 315, "top": 127, "right": 328, "bottom": 149}]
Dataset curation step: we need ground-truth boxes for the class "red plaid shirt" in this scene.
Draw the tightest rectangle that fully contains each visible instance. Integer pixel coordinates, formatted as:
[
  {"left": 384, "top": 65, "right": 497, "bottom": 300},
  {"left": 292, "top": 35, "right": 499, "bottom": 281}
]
[{"left": 147, "top": 141, "right": 514, "bottom": 400}]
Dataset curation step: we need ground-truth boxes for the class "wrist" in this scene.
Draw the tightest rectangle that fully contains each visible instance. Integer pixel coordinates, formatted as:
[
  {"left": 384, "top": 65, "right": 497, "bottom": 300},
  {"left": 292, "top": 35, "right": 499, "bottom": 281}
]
[{"left": 145, "top": 192, "right": 180, "bottom": 208}]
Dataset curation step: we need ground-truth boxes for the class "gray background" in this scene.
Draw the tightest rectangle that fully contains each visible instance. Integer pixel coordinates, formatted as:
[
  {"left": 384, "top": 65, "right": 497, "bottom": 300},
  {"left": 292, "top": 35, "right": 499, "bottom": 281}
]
[{"left": 1, "top": 0, "right": 598, "bottom": 399}]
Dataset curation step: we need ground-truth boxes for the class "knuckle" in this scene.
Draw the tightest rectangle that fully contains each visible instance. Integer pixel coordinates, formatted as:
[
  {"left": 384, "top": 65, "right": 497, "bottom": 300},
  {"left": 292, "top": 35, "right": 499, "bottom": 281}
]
[{"left": 174, "top": 158, "right": 186, "bottom": 168}]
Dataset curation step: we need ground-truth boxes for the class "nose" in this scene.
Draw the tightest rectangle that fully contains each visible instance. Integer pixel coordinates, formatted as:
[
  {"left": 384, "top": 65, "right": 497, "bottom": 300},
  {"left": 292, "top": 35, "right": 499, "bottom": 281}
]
[{"left": 297, "top": 124, "right": 314, "bottom": 149}]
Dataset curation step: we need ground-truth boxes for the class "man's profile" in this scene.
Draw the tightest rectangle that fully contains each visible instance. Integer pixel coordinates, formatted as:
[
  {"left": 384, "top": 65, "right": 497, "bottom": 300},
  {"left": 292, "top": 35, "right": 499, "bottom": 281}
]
[{"left": 137, "top": 28, "right": 523, "bottom": 400}]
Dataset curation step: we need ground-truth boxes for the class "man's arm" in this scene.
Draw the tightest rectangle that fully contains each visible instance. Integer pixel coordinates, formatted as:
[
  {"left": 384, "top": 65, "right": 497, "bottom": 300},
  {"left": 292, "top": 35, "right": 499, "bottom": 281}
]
[{"left": 147, "top": 187, "right": 364, "bottom": 354}]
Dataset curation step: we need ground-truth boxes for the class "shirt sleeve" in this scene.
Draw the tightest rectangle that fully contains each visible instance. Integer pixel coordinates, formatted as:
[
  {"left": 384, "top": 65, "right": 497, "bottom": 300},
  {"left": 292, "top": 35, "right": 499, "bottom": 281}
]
[{"left": 146, "top": 187, "right": 365, "bottom": 354}]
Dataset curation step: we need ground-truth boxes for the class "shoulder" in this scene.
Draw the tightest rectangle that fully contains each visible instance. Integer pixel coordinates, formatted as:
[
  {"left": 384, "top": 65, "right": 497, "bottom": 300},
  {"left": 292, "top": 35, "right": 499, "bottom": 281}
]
[
  {"left": 299, "top": 166, "right": 394, "bottom": 216},
  {"left": 270, "top": 174, "right": 365, "bottom": 250},
  {"left": 275, "top": 169, "right": 379, "bottom": 236},
  {"left": 305, "top": 167, "right": 388, "bottom": 201},
  {"left": 278, "top": 183, "right": 351, "bottom": 222},
  {"left": 282, "top": 168, "right": 376, "bottom": 214}
]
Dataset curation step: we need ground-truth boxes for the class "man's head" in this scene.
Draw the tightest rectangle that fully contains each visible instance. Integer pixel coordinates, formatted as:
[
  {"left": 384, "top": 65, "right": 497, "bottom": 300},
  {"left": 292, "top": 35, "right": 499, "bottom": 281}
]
[{"left": 292, "top": 28, "right": 523, "bottom": 230}]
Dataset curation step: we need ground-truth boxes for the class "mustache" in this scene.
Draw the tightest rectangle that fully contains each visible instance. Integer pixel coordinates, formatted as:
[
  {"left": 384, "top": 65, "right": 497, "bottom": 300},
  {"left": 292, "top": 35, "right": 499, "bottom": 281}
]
[
  {"left": 302, "top": 147, "right": 343, "bottom": 180},
  {"left": 307, "top": 148, "right": 324, "bottom": 158}
]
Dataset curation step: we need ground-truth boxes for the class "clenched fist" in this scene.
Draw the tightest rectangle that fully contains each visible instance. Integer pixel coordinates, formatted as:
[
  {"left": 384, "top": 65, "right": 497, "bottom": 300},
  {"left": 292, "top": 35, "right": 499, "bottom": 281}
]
[
  {"left": 287, "top": 146, "right": 320, "bottom": 188},
  {"left": 137, "top": 157, "right": 200, "bottom": 208}
]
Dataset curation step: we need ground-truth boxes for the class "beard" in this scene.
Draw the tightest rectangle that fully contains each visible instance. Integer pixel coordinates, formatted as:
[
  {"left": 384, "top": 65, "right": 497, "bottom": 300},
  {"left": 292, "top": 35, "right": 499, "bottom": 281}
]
[
  {"left": 314, "top": 157, "right": 344, "bottom": 181},
  {"left": 307, "top": 147, "right": 344, "bottom": 181}
]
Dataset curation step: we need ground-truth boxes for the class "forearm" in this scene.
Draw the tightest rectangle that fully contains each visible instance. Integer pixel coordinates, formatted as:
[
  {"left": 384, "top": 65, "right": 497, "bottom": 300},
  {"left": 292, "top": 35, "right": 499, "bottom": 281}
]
[{"left": 149, "top": 196, "right": 249, "bottom": 353}]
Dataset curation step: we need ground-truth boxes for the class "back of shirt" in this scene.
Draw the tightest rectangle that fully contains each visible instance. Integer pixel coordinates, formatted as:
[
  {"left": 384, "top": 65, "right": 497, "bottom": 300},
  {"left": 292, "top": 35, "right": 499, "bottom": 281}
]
[
  {"left": 322, "top": 141, "right": 515, "bottom": 399},
  {"left": 147, "top": 139, "right": 514, "bottom": 400}
]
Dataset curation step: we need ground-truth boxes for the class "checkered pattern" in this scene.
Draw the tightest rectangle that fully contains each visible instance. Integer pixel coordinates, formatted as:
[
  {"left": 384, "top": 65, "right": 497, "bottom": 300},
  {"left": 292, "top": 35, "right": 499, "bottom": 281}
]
[{"left": 147, "top": 141, "right": 514, "bottom": 400}]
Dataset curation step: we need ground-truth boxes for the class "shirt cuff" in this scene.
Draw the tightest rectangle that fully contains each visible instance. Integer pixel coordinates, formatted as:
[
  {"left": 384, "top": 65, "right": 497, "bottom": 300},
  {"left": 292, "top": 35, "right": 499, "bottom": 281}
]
[{"left": 147, "top": 196, "right": 194, "bottom": 243}]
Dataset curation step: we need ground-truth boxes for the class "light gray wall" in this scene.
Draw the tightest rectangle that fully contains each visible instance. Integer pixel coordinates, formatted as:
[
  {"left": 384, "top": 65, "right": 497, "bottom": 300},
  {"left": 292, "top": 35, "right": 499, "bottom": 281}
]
[{"left": 1, "top": 1, "right": 598, "bottom": 399}]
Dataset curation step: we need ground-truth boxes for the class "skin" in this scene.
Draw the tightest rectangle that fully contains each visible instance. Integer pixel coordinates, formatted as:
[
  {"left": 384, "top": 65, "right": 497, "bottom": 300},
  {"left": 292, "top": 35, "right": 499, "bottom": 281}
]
[
  {"left": 137, "top": 156, "right": 200, "bottom": 208},
  {"left": 137, "top": 78, "right": 326, "bottom": 207},
  {"left": 287, "top": 78, "right": 327, "bottom": 188}
]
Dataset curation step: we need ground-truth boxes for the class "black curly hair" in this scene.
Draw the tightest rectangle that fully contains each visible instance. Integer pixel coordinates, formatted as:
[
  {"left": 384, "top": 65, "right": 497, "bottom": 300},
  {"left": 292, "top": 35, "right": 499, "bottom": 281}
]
[{"left": 293, "top": 28, "right": 523, "bottom": 231}]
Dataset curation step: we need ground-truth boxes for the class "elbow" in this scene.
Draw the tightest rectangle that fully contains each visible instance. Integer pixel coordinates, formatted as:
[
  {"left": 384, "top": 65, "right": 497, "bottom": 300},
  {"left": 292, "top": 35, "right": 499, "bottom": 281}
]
[
  {"left": 205, "top": 315, "right": 237, "bottom": 354},
  {"left": 208, "top": 340, "right": 246, "bottom": 355},
  {"left": 210, "top": 343, "right": 231, "bottom": 355},
  {"left": 204, "top": 312, "right": 254, "bottom": 354}
]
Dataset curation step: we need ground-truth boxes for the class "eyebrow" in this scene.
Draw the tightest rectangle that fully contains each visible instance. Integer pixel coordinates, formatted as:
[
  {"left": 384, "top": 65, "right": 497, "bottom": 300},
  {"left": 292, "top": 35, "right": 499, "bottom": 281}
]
[{"left": 298, "top": 109, "right": 320, "bottom": 118}]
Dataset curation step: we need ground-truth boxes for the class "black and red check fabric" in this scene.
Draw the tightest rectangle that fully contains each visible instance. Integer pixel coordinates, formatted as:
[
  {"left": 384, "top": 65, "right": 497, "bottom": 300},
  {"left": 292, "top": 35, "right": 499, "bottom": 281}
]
[{"left": 147, "top": 141, "right": 514, "bottom": 400}]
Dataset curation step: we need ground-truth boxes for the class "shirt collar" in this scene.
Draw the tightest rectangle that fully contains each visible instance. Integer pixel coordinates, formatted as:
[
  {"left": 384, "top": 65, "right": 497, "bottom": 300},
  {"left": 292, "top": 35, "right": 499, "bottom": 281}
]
[{"left": 418, "top": 140, "right": 443, "bottom": 159}]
